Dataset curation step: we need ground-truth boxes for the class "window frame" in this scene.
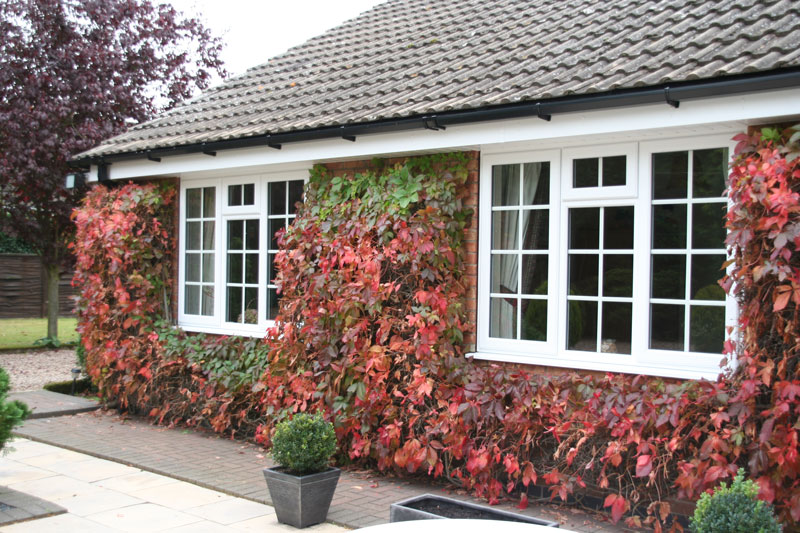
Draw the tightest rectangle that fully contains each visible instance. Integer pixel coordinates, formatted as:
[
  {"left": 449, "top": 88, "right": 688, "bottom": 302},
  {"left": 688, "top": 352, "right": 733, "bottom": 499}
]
[
  {"left": 478, "top": 149, "right": 562, "bottom": 357},
  {"left": 562, "top": 143, "right": 638, "bottom": 200},
  {"left": 178, "top": 169, "right": 308, "bottom": 337},
  {"left": 475, "top": 134, "right": 737, "bottom": 380}
]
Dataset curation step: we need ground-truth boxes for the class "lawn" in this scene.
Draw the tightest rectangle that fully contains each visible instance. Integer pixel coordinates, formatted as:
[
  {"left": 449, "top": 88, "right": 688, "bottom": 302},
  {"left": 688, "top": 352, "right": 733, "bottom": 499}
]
[{"left": 0, "top": 317, "right": 78, "bottom": 350}]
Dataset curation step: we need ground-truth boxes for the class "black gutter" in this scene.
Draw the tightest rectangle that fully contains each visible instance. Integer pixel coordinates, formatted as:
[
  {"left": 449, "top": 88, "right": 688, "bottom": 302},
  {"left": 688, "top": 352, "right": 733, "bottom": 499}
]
[{"left": 72, "top": 68, "right": 800, "bottom": 169}]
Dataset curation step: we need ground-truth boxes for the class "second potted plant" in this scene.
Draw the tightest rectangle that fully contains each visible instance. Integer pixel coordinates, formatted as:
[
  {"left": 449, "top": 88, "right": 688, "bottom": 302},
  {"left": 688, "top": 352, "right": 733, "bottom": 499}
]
[{"left": 263, "top": 412, "right": 339, "bottom": 528}]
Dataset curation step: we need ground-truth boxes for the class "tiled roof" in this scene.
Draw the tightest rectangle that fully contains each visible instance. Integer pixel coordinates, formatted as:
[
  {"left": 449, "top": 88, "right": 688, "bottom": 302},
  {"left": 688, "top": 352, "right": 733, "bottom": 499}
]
[{"left": 77, "top": 0, "right": 800, "bottom": 160}]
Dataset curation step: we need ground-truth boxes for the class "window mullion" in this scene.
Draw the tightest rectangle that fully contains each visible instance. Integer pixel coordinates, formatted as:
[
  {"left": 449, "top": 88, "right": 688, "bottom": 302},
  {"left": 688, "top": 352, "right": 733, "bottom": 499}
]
[
  {"left": 597, "top": 207, "right": 604, "bottom": 352},
  {"left": 683, "top": 151, "right": 694, "bottom": 351}
]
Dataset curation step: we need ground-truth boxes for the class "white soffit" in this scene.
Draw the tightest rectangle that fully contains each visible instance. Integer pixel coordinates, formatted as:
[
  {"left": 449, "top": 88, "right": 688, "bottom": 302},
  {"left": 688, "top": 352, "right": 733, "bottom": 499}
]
[{"left": 89, "top": 88, "right": 800, "bottom": 181}]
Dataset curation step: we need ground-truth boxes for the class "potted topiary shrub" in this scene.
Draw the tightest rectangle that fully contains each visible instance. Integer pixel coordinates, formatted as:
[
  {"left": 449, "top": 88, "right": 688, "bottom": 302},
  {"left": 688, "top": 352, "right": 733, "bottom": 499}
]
[
  {"left": 690, "top": 468, "right": 782, "bottom": 533},
  {"left": 263, "top": 412, "right": 339, "bottom": 528}
]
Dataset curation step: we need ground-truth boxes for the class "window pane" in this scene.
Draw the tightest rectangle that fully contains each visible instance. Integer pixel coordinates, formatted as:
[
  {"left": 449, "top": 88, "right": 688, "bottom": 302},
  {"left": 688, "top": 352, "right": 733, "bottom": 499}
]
[
  {"left": 604, "top": 206, "right": 634, "bottom": 249},
  {"left": 201, "top": 286, "right": 214, "bottom": 316},
  {"left": 202, "top": 253, "right": 215, "bottom": 283},
  {"left": 184, "top": 285, "right": 199, "bottom": 315},
  {"left": 521, "top": 299, "right": 547, "bottom": 341},
  {"left": 691, "top": 255, "right": 726, "bottom": 300},
  {"left": 569, "top": 208, "right": 599, "bottom": 249},
  {"left": 491, "top": 254, "right": 518, "bottom": 294},
  {"left": 186, "top": 189, "right": 201, "bottom": 218},
  {"left": 268, "top": 252, "right": 277, "bottom": 285},
  {"left": 243, "top": 183, "right": 255, "bottom": 205},
  {"left": 521, "top": 255, "right": 548, "bottom": 295},
  {"left": 288, "top": 180, "right": 304, "bottom": 214},
  {"left": 650, "top": 304, "right": 684, "bottom": 350},
  {"left": 228, "top": 184, "right": 242, "bottom": 206},
  {"left": 203, "top": 187, "right": 215, "bottom": 217},
  {"left": 601, "top": 302, "right": 632, "bottom": 354},
  {"left": 492, "top": 164, "right": 520, "bottom": 206},
  {"left": 692, "top": 203, "right": 726, "bottom": 249},
  {"left": 245, "top": 220, "right": 259, "bottom": 250},
  {"left": 602, "top": 156, "right": 626, "bottom": 186},
  {"left": 521, "top": 210, "right": 548, "bottom": 250},
  {"left": 523, "top": 162, "right": 549, "bottom": 205},
  {"left": 573, "top": 158, "right": 598, "bottom": 188},
  {"left": 227, "top": 287, "right": 242, "bottom": 322},
  {"left": 690, "top": 305, "right": 724, "bottom": 354},
  {"left": 652, "top": 254, "right": 686, "bottom": 299},
  {"left": 602, "top": 255, "right": 632, "bottom": 297},
  {"left": 491, "top": 211, "right": 518, "bottom": 250},
  {"left": 202, "top": 221, "right": 215, "bottom": 250},
  {"left": 245, "top": 253, "right": 259, "bottom": 284},
  {"left": 652, "top": 204, "right": 686, "bottom": 249},
  {"left": 490, "top": 297, "right": 517, "bottom": 339},
  {"left": 269, "top": 219, "right": 285, "bottom": 250},
  {"left": 185, "top": 253, "right": 200, "bottom": 282},
  {"left": 186, "top": 221, "right": 201, "bottom": 250},
  {"left": 567, "top": 300, "right": 597, "bottom": 351},
  {"left": 269, "top": 181, "right": 286, "bottom": 215},
  {"left": 693, "top": 148, "right": 727, "bottom": 198},
  {"left": 569, "top": 254, "right": 599, "bottom": 296},
  {"left": 228, "top": 220, "right": 243, "bottom": 250},
  {"left": 267, "top": 287, "right": 280, "bottom": 320},
  {"left": 653, "top": 151, "right": 688, "bottom": 200},
  {"left": 244, "top": 287, "right": 258, "bottom": 324},
  {"left": 227, "top": 253, "right": 242, "bottom": 284}
]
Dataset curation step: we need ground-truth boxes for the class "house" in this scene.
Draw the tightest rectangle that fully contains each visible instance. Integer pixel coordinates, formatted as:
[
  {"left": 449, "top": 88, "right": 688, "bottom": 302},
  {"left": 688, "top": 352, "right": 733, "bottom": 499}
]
[{"left": 73, "top": 0, "right": 800, "bottom": 381}]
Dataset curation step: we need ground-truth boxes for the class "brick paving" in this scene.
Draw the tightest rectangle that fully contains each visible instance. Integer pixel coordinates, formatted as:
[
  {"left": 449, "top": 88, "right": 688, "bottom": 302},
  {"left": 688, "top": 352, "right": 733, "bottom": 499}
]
[{"left": 15, "top": 409, "right": 631, "bottom": 532}]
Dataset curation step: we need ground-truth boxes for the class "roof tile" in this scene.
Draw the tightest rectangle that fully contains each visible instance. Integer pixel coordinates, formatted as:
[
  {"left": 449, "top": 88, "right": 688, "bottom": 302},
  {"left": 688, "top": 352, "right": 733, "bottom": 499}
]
[{"left": 78, "top": 0, "right": 800, "bottom": 159}]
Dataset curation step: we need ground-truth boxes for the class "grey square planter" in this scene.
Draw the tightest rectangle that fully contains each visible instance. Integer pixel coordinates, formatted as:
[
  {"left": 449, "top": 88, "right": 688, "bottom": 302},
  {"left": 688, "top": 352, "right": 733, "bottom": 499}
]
[
  {"left": 390, "top": 493, "right": 559, "bottom": 527},
  {"left": 263, "top": 466, "right": 340, "bottom": 528}
]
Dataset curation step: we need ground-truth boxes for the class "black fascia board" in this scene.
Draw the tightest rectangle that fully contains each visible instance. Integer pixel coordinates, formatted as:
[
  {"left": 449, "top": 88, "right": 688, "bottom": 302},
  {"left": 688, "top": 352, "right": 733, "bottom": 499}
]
[{"left": 70, "top": 68, "right": 800, "bottom": 168}]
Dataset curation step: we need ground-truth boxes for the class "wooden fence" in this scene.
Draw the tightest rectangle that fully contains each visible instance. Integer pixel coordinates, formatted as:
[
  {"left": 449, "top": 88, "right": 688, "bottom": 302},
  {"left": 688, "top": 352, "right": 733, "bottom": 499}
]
[{"left": 0, "top": 254, "right": 76, "bottom": 318}]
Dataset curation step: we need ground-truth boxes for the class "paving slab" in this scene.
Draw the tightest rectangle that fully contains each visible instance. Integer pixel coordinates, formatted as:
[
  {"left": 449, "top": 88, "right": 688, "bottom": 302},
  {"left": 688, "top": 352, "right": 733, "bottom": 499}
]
[
  {"left": 0, "top": 439, "right": 338, "bottom": 532},
  {"left": 8, "top": 390, "right": 99, "bottom": 419},
  {"left": 14, "top": 410, "right": 631, "bottom": 531}
]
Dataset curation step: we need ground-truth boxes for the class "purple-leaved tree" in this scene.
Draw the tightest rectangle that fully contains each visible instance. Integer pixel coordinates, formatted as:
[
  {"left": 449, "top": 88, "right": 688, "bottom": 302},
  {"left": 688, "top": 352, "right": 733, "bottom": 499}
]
[{"left": 0, "top": 0, "right": 225, "bottom": 340}]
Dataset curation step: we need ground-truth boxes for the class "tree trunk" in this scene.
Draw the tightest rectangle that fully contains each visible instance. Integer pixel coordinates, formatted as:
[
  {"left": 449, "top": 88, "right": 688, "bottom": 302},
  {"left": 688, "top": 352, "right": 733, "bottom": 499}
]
[{"left": 45, "top": 262, "right": 59, "bottom": 339}]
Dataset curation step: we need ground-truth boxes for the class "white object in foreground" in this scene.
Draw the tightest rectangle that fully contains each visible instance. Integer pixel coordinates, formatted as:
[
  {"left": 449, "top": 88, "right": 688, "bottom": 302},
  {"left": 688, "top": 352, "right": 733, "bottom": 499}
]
[{"left": 358, "top": 518, "right": 576, "bottom": 532}]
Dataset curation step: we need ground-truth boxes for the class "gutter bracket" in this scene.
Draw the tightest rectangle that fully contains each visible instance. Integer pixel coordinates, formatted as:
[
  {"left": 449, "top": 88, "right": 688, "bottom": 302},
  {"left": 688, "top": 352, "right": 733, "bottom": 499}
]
[
  {"left": 664, "top": 87, "right": 680, "bottom": 108},
  {"left": 340, "top": 126, "right": 356, "bottom": 142},
  {"left": 536, "top": 103, "right": 551, "bottom": 121},
  {"left": 146, "top": 153, "right": 161, "bottom": 162},
  {"left": 203, "top": 150, "right": 217, "bottom": 157},
  {"left": 267, "top": 143, "right": 282, "bottom": 150},
  {"left": 423, "top": 116, "right": 446, "bottom": 131}
]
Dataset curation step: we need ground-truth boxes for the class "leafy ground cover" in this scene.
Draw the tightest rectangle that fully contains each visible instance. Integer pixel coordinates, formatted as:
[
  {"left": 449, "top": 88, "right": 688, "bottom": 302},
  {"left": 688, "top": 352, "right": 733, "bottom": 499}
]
[{"left": 0, "top": 318, "right": 78, "bottom": 350}]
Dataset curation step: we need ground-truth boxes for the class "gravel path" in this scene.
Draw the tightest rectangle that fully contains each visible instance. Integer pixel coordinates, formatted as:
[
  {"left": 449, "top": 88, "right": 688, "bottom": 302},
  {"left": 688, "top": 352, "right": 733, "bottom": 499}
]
[{"left": 0, "top": 349, "right": 78, "bottom": 392}]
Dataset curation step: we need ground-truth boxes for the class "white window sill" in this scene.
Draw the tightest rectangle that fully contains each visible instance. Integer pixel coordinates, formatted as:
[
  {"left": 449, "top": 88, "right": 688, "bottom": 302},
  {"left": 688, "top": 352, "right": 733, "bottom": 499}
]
[
  {"left": 466, "top": 351, "right": 726, "bottom": 381},
  {"left": 177, "top": 322, "right": 271, "bottom": 338}
]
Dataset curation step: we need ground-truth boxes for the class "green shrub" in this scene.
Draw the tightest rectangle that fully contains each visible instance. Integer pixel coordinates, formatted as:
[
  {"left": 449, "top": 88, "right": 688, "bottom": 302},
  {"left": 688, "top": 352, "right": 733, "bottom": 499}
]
[
  {"left": 157, "top": 325, "right": 270, "bottom": 393},
  {"left": 0, "top": 367, "right": 29, "bottom": 452},
  {"left": 270, "top": 412, "right": 337, "bottom": 475},
  {"left": 690, "top": 468, "right": 781, "bottom": 533}
]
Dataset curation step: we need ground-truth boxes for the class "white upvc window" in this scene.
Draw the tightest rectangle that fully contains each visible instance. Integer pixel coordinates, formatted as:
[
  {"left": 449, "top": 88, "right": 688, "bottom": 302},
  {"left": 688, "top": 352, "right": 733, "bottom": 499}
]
[
  {"left": 476, "top": 134, "right": 735, "bottom": 380},
  {"left": 178, "top": 170, "right": 307, "bottom": 336}
]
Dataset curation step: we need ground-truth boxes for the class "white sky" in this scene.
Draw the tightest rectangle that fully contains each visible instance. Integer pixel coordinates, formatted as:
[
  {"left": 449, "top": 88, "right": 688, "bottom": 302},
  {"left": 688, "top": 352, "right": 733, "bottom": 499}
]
[{"left": 166, "top": 0, "right": 387, "bottom": 82}]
